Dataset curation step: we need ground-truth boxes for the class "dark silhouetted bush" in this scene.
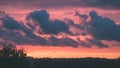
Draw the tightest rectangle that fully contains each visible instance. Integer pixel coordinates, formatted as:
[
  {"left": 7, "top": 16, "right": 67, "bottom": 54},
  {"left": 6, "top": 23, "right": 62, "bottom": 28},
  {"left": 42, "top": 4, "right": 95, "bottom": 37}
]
[{"left": 0, "top": 42, "right": 29, "bottom": 68}]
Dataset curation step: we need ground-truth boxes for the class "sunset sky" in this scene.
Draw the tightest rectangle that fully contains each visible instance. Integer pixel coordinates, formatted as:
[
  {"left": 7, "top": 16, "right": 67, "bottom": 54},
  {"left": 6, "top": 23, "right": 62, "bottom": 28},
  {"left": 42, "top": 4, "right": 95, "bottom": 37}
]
[{"left": 0, "top": 0, "right": 120, "bottom": 59}]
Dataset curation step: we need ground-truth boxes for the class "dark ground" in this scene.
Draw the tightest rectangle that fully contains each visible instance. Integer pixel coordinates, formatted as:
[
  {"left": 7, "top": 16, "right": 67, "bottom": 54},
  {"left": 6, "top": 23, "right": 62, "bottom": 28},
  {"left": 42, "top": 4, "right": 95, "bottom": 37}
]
[
  {"left": 34, "top": 58, "right": 120, "bottom": 68},
  {"left": 0, "top": 57, "right": 120, "bottom": 68}
]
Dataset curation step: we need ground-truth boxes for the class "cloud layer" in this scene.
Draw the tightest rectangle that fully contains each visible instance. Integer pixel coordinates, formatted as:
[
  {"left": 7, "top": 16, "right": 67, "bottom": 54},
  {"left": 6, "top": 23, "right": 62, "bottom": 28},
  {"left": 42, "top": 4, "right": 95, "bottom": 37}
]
[
  {"left": 0, "top": 0, "right": 120, "bottom": 9},
  {"left": 0, "top": 9, "right": 120, "bottom": 48}
]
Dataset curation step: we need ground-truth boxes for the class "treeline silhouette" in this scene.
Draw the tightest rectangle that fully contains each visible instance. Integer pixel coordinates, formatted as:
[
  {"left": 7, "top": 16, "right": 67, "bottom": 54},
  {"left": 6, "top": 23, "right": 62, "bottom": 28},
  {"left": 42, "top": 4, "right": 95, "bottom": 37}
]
[
  {"left": 0, "top": 43, "right": 120, "bottom": 68},
  {"left": 34, "top": 58, "right": 120, "bottom": 68}
]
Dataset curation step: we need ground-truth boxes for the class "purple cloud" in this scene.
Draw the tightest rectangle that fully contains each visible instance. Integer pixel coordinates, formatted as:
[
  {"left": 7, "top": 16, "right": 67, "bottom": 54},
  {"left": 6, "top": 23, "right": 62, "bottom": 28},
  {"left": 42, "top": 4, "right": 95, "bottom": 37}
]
[{"left": 0, "top": 0, "right": 120, "bottom": 9}]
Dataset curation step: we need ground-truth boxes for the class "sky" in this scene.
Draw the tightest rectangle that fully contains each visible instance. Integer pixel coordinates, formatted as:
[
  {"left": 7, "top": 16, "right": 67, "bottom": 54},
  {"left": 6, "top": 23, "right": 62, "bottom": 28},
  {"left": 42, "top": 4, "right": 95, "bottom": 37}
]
[{"left": 0, "top": 0, "right": 120, "bottom": 58}]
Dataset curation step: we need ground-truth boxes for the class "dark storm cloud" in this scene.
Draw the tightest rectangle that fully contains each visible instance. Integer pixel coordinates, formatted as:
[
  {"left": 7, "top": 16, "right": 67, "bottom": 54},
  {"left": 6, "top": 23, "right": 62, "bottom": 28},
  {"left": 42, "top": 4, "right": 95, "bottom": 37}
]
[
  {"left": 26, "top": 10, "right": 69, "bottom": 34},
  {"left": 73, "top": 10, "right": 120, "bottom": 42},
  {"left": 0, "top": 11, "right": 48, "bottom": 45},
  {"left": 88, "top": 11, "right": 120, "bottom": 41},
  {"left": 0, "top": 0, "right": 120, "bottom": 9},
  {"left": 0, "top": 11, "right": 37, "bottom": 38},
  {"left": 64, "top": 10, "right": 120, "bottom": 47},
  {"left": 0, "top": 12, "right": 21, "bottom": 30},
  {"left": 0, "top": 11, "right": 21, "bottom": 30},
  {"left": 74, "top": 10, "right": 120, "bottom": 42}
]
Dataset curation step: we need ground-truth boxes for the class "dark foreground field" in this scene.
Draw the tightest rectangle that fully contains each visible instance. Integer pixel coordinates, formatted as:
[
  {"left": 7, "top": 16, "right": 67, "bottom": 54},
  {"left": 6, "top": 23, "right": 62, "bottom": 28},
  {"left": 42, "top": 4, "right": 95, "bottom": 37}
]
[{"left": 0, "top": 57, "right": 120, "bottom": 68}]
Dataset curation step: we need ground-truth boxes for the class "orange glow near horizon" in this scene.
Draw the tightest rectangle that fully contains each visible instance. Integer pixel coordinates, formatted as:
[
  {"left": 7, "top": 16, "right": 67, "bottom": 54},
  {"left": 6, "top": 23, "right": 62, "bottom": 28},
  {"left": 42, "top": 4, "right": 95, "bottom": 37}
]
[{"left": 17, "top": 45, "right": 120, "bottom": 59}]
